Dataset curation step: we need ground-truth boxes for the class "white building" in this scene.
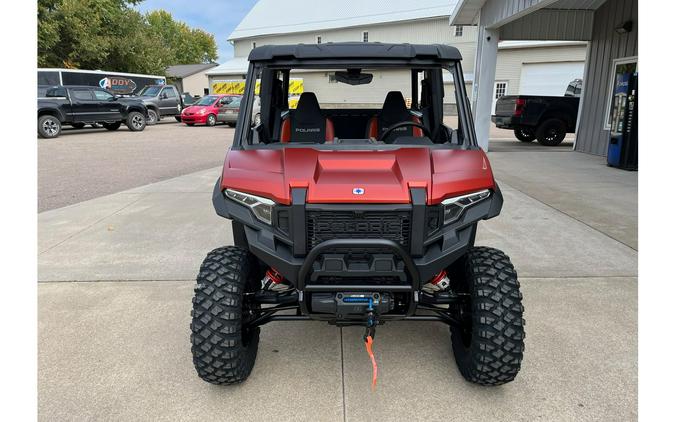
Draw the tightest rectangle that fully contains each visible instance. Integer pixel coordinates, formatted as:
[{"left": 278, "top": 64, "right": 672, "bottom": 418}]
[{"left": 207, "top": 0, "right": 586, "bottom": 113}]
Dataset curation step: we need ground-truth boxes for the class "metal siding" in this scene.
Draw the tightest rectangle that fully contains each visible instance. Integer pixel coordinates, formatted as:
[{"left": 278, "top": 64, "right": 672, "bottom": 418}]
[
  {"left": 480, "top": 0, "right": 552, "bottom": 28},
  {"left": 229, "top": 0, "right": 453, "bottom": 40},
  {"left": 500, "top": 9, "right": 594, "bottom": 40},
  {"left": 575, "top": 0, "right": 637, "bottom": 155}
]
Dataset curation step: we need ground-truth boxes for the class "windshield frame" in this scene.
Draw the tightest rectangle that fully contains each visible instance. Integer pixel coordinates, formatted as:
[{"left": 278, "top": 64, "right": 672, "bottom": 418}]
[{"left": 232, "top": 59, "right": 477, "bottom": 151}]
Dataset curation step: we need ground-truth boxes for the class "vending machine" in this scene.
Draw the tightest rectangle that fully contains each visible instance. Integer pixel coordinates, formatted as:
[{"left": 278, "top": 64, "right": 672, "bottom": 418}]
[{"left": 607, "top": 69, "right": 638, "bottom": 170}]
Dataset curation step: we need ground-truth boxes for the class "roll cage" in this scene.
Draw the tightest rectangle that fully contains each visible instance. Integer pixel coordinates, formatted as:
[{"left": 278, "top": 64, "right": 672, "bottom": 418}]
[{"left": 230, "top": 43, "right": 478, "bottom": 151}]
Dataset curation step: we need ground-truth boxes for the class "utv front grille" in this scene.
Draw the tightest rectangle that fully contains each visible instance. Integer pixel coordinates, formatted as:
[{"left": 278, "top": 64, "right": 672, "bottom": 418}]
[{"left": 306, "top": 210, "right": 411, "bottom": 250}]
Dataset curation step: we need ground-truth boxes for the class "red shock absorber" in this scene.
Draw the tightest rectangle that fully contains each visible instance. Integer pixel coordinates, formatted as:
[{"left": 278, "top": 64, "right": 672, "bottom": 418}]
[
  {"left": 422, "top": 270, "right": 450, "bottom": 293},
  {"left": 262, "top": 268, "right": 290, "bottom": 291}
]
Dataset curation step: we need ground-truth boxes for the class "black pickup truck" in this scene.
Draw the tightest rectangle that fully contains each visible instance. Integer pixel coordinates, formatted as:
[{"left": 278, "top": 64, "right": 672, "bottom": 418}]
[
  {"left": 38, "top": 85, "right": 148, "bottom": 138},
  {"left": 492, "top": 79, "right": 582, "bottom": 146}
]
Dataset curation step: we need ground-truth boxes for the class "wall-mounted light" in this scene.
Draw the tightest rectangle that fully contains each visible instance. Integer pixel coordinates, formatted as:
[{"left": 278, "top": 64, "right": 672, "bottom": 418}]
[{"left": 615, "top": 21, "right": 633, "bottom": 34}]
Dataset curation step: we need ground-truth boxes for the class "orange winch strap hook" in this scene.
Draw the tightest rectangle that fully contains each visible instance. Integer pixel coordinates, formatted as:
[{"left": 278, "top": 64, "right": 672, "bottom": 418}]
[{"left": 365, "top": 335, "right": 378, "bottom": 391}]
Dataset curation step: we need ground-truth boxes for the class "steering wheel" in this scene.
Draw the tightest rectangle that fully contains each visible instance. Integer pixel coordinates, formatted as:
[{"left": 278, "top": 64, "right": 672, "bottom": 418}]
[{"left": 378, "top": 121, "right": 432, "bottom": 144}]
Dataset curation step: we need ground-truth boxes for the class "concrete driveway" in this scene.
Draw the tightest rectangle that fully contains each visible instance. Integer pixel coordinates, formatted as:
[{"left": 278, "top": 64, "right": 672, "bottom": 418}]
[{"left": 38, "top": 151, "right": 637, "bottom": 421}]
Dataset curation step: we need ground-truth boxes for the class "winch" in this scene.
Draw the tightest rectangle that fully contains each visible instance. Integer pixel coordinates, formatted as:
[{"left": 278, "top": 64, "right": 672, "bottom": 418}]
[{"left": 310, "top": 292, "right": 394, "bottom": 317}]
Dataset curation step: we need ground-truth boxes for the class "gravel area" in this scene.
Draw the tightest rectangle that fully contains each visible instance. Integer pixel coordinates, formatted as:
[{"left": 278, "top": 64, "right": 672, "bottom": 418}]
[{"left": 38, "top": 121, "right": 233, "bottom": 211}]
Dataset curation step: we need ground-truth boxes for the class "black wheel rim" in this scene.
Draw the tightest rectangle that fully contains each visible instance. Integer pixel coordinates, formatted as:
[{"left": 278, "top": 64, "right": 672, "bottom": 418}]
[
  {"left": 545, "top": 127, "right": 561, "bottom": 142},
  {"left": 42, "top": 118, "right": 59, "bottom": 136}
]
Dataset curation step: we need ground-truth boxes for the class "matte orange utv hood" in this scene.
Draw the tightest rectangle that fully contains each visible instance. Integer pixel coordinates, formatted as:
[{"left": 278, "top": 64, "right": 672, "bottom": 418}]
[{"left": 220, "top": 148, "right": 496, "bottom": 205}]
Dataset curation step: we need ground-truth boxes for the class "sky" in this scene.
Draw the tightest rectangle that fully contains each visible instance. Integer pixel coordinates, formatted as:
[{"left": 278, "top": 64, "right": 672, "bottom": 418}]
[{"left": 135, "top": 0, "right": 259, "bottom": 63}]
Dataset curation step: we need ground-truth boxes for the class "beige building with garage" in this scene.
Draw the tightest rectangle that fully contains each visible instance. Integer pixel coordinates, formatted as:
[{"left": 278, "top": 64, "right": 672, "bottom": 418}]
[
  {"left": 207, "top": 0, "right": 587, "bottom": 113},
  {"left": 166, "top": 63, "right": 218, "bottom": 97}
]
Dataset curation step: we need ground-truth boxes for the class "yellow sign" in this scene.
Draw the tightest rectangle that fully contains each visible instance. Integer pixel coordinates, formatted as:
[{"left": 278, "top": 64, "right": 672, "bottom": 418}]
[
  {"left": 288, "top": 79, "right": 304, "bottom": 95},
  {"left": 210, "top": 79, "right": 304, "bottom": 97}
]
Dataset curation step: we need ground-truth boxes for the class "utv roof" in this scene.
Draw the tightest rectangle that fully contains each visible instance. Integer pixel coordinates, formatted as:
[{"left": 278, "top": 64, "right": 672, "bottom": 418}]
[{"left": 248, "top": 43, "right": 462, "bottom": 62}]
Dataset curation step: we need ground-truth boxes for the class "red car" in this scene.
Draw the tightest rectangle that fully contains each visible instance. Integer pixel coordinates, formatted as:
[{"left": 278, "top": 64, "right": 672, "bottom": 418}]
[{"left": 181, "top": 94, "right": 241, "bottom": 126}]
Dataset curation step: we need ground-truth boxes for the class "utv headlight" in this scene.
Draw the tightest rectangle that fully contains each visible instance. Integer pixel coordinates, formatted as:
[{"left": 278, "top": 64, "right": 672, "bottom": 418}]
[
  {"left": 225, "top": 189, "right": 275, "bottom": 225},
  {"left": 442, "top": 189, "right": 491, "bottom": 225}
]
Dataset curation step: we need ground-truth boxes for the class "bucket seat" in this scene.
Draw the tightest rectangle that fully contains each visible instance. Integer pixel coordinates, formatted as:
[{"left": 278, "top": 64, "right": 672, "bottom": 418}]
[
  {"left": 280, "top": 92, "right": 334, "bottom": 143},
  {"left": 366, "top": 91, "right": 424, "bottom": 140}
]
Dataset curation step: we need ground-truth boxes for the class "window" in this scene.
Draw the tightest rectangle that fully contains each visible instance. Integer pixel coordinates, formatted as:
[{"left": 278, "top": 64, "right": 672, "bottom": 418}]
[
  {"left": 195, "top": 95, "right": 220, "bottom": 106},
  {"left": 162, "top": 88, "right": 176, "bottom": 98},
  {"left": 362, "top": 31, "right": 368, "bottom": 42},
  {"left": 38, "top": 71, "right": 60, "bottom": 86},
  {"left": 241, "top": 64, "right": 470, "bottom": 147},
  {"left": 45, "top": 87, "right": 66, "bottom": 97},
  {"left": 71, "top": 89, "right": 93, "bottom": 101},
  {"left": 317, "top": 36, "right": 322, "bottom": 44},
  {"left": 455, "top": 25, "right": 463, "bottom": 37},
  {"left": 93, "top": 89, "right": 114, "bottom": 100},
  {"left": 494, "top": 82, "right": 507, "bottom": 99},
  {"left": 139, "top": 86, "right": 161, "bottom": 96}
]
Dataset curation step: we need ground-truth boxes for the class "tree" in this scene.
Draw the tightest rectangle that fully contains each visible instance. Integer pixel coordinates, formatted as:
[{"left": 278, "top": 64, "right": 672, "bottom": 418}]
[
  {"left": 37, "top": 0, "right": 218, "bottom": 75},
  {"left": 146, "top": 10, "right": 218, "bottom": 65}
]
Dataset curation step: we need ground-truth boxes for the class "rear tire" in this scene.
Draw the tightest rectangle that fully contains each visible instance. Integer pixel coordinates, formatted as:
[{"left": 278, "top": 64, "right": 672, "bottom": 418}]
[
  {"left": 514, "top": 127, "right": 535, "bottom": 142},
  {"left": 191, "top": 246, "right": 260, "bottom": 385},
  {"left": 146, "top": 109, "right": 159, "bottom": 125},
  {"left": 448, "top": 246, "right": 525, "bottom": 386},
  {"left": 535, "top": 118, "right": 566, "bottom": 146},
  {"left": 126, "top": 112, "right": 146, "bottom": 132},
  {"left": 38, "top": 115, "right": 61, "bottom": 138},
  {"left": 103, "top": 122, "right": 121, "bottom": 131},
  {"left": 206, "top": 114, "right": 217, "bottom": 126},
  {"left": 175, "top": 116, "right": 182, "bottom": 122}
]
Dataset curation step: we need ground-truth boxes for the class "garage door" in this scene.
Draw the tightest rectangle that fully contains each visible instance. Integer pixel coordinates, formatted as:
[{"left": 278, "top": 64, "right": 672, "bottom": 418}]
[{"left": 519, "top": 62, "right": 585, "bottom": 96}]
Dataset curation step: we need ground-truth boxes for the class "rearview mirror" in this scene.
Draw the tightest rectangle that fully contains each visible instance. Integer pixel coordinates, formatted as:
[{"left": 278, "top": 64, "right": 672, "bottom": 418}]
[{"left": 334, "top": 70, "right": 373, "bottom": 85}]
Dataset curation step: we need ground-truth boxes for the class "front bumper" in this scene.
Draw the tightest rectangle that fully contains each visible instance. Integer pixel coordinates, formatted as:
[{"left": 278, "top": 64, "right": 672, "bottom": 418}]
[
  {"left": 181, "top": 113, "right": 208, "bottom": 124},
  {"left": 213, "top": 179, "right": 503, "bottom": 286}
]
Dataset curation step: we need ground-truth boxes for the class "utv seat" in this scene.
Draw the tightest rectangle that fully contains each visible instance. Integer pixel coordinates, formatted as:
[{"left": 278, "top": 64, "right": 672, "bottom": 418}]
[
  {"left": 366, "top": 91, "right": 425, "bottom": 140},
  {"left": 280, "top": 92, "right": 334, "bottom": 143}
]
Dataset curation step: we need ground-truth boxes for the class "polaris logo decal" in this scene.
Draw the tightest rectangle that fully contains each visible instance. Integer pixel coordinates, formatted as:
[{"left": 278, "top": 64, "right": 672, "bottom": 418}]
[
  {"left": 353, "top": 187, "right": 365, "bottom": 195},
  {"left": 295, "top": 127, "right": 321, "bottom": 133}
]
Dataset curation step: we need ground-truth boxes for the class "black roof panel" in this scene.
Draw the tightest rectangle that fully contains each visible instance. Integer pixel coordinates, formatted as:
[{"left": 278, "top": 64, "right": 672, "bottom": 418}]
[{"left": 248, "top": 43, "right": 462, "bottom": 62}]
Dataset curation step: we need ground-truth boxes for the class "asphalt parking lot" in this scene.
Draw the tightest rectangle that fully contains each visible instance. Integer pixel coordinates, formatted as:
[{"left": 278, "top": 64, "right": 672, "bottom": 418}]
[
  {"left": 37, "top": 120, "right": 637, "bottom": 420},
  {"left": 38, "top": 121, "right": 233, "bottom": 211}
]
